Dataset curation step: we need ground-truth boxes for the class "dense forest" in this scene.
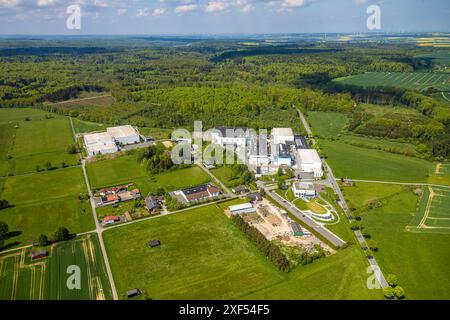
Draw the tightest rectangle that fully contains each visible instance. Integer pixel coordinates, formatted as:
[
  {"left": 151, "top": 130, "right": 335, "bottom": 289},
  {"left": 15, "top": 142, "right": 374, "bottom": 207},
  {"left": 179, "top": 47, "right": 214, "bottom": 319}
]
[{"left": 0, "top": 37, "right": 449, "bottom": 158}]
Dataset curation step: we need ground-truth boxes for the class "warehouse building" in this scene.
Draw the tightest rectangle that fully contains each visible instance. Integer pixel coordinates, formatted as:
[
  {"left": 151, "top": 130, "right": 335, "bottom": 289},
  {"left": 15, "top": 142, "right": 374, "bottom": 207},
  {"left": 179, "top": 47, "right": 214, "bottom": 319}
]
[
  {"left": 107, "top": 125, "right": 140, "bottom": 145},
  {"left": 228, "top": 203, "right": 256, "bottom": 215},
  {"left": 272, "top": 128, "right": 294, "bottom": 145},
  {"left": 84, "top": 132, "right": 118, "bottom": 157},
  {"left": 297, "top": 149, "right": 323, "bottom": 178}
]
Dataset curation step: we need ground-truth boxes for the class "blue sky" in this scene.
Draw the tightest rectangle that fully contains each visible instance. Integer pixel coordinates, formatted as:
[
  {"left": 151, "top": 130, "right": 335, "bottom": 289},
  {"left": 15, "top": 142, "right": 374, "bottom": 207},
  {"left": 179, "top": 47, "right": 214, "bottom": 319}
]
[{"left": 0, "top": 0, "right": 449, "bottom": 34}]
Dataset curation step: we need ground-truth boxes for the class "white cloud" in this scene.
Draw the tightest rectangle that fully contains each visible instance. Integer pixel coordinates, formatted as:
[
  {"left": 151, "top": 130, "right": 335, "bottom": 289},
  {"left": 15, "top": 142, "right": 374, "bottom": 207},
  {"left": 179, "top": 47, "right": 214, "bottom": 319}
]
[
  {"left": 0, "top": 0, "right": 21, "bottom": 7},
  {"left": 153, "top": 7, "right": 166, "bottom": 17},
  {"left": 175, "top": 3, "right": 197, "bottom": 13},
  {"left": 136, "top": 8, "right": 150, "bottom": 17},
  {"left": 36, "top": 0, "right": 58, "bottom": 7},
  {"left": 205, "top": 1, "right": 227, "bottom": 12},
  {"left": 116, "top": 8, "right": 127, "bottom": 15},
  {"left": 240, "top": 3, "right": 254, "bottom": 12}
]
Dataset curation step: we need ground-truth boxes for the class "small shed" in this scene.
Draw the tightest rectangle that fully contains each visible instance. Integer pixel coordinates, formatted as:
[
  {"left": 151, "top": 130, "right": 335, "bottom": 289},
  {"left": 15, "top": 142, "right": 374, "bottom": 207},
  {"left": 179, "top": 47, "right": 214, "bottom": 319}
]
[
  {"left": 232, "top": 185, "right": 247, "bottom": 194},
  {"left": 126, "top": 288, "right": 142, "bottom": 299},
  {"left": 31, "top": 250, "right": 47, "bottom": 261},
  {"left": 148, "top": 240, "right": 161, "bottom": 248}
]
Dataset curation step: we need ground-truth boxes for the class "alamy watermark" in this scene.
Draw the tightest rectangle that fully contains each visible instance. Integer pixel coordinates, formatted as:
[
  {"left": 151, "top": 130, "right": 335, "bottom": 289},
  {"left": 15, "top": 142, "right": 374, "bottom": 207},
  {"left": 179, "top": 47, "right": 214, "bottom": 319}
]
[
  {"left": 66, "top": 4, "right": 81, "bottom": 30},
  {"left": 367, "top": 5, "right": 381, "bottom": 30},
  {"left": 366, "top": 265, "right": 383, "bottom": 290},
  {"left": 66, "top": 265, "right": 81, "bottom": 290}
]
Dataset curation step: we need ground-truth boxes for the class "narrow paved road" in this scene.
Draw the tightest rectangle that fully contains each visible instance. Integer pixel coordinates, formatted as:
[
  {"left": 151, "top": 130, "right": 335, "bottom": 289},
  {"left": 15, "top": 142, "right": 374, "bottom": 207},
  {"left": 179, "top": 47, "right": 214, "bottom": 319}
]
[
  {"left": 81, "top": 160, "right": 119, "bottom": 300},
  {"left": 295, "top": 107, "right": 388, "bottom": 289},
  {"left": 267, "top": 188, "right": 346, "bottom": 248},
  {"left": 198, "top": 164, "right": 234, "bottom": 196}
]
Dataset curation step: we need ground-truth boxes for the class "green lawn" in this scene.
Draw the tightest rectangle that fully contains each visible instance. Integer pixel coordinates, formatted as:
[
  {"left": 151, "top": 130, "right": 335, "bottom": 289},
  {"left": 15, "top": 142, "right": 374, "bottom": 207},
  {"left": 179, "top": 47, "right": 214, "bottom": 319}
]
[
  {"left": 0, "top": 167, "right": 94, "bottom": 248},
  {"left": 343, "top": 182, "right": 450, "bottom": 299},
  {"left": 0, "top": 234, "right": 112, "bottom": 300},
  {"left": 210, "top": 166, "right": 242, "bottom": 188},
  {"left": 72, "top": 118, "right": 108, "bottom": 133},
  {"left": 0, "top": 108, "right": 58, "bottom": 124},
  {"left": 9, "top": 117, "right": 79, "bottom": 175},
  {"left": 138, "top": 127, "right": 173, "bottom": 140},
  {"left": 308, "top": 111, "right": 348, "bottom": 138},
  {"left": 86, "top": 155, "right": 211, "bottom": 195},
  {"left": 321, "top": 140, "right": 434, "bottom": 182},
  {"left": 0, "top": 123, "right": 15, "bottom": 177},
  {"left": 103, "top": 201, "right": 381, "bottom": 300},
  {"left": 13, "top": 117, "right": 74, "bottom": 156},
  {"left": 1, "top": 167, "right": 86, "bottom": 205}
]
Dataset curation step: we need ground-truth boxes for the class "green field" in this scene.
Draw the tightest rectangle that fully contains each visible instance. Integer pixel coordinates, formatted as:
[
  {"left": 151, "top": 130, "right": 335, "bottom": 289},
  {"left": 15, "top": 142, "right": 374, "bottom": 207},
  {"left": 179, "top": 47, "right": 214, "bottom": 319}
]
[
  {"left": 72, "top": 118, "right": 108, "bottom": 134},
  {"left": 0, "top": 167, "right": 94, "bottom": 248},
  {"left": 343, "top": 182, "right": 450, "bottom": 299},
  {"left": 103, "top": 201, "right": 381, "bottom": 300},
  {"left": 209, "top": 166, "right": 242, "bottom": 188},
  {"left": 334, "top": 72, "right": 450, "bottom": 92},
  {"left": 86, "top": 155, "right": 211, "bottom": 195},
  {"left": 428, "top": 163, "right": 450, "bottom": 186},
  {"left": 8, "top": 117, "right": 79, "bottom": 175},
  {"left": 0, "top": 234, "right": 112, "bottom": 300},
  {"left": 308, "top": 111, "right": 348, "bottom": 138},
  {"left": 321, "top": 140, "right": 434, "bottom": 182},
  {"left": 0, "top": 123, "right": 14, "bottom": 177},
  {"left": 0, "top": 108, "right": 58, "bottom": 124}
]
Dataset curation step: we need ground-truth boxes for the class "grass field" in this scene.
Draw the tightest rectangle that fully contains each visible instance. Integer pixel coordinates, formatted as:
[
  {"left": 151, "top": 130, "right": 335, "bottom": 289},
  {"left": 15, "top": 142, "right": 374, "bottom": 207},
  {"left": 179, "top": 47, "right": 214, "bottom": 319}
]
[
  {"left": 209, "top": 166, "right": 242, "bottom": 188},
  {"left": 72, "top": 118, "right": 108, "bottom": 134},
  {"left": 104, "top": 201, "right": 381, "bottom": 300},
  {"left": 86, "top": 155, "right": 211, "bottom": 195},
  {"left": 334, "top": 72, "right": 450, "bottom": 92},
  {"left": 8, "top": 117, "right": 79, "bottom": 175},
  {"left": 428, "top": 163, "right": 450, "bottom": 186},
  {"left": 0, "top": 108, "right": 58, "bottom": 124},
  {"left": 307, "top": 111, "right": 348, "bottom": 138},
  {"left": 343, "top": 182, "right": 450, "bottom": 299},
  {"left": 407, "top": 186, "right": 450, "bottom": 232},
  {"left": 0, "top": 234, "right": 112, "bottom": 300},
  {"left": 51, "top": 95, "right": 115, "bottom": 108},
  {"left": 0, "top": 123, "right": 14, "bottom": 177},
  {"left": 0, "top": 167, "right": 94, "bottom": 248},
  {"left": 321, "top": 140, "right": 434, "bottom": 182}
]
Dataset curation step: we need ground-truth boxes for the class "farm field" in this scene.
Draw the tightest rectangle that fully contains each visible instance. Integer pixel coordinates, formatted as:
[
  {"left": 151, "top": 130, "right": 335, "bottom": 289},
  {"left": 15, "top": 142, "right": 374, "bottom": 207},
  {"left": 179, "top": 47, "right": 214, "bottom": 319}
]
[
  {"left": 138, "top": 127, "right": 173, "bottom": 140},
  {"left": 334, "top": 72, "right": 450, "bottom": 92},
  {"left": 307, "top": 111, "right": 348, "bottom": 138},
  {"left": 72, "top": 118, "right": 108, "bottom": 134},
  {"left": 342, "top": 182, "right": 450, "bottom": 299},
  {"left": 0, "top": 234, "right": 112, "bottom": 300},
  {"left": 86, "top": 155, "right": 211, "bottom": 195},
  {"left": 0, "top": 167, "right": 94, "bottom": 248},
  {"left": 209, "top": 166, "right": 242, "bottom": 188},
  {"left": 407, "top": 186, "right": 450, "bottom": 232},
  {"left": 9, "top": 117, "right": 78, "bottom": 175},
  {"left": 103, "top": 201, "right": 381, "bottom": 300},
  {"left": 0, "top": 108, "right": 59, "bottom": 124},
  {"left": 51, "top": 94, "right": 115, "bottom": 108},
  {"left": 0, "top": 123, "right": 14, "bottom": 177},
  {"left": 428, "top": 163, "right": 450, "bottom": 186},
  {"left": 321, "top": 140, "right": 434, "bottom": 182}
]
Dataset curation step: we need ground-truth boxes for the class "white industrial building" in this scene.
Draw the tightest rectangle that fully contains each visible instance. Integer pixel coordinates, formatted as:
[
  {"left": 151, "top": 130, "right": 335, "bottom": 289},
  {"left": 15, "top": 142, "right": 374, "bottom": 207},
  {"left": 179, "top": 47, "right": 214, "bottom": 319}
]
[
  {"left": 228, "top": 203, "right": 256, "bottom": 215},
  {"left": 297, "top": 149, "right": 323, "bottom": 178},
  {"left": 211, "top": 127, "right": 248, "bottom": 148},
  {"left": 84, "top": 125, "right": 140, "bottom": 157},
  {"left": 248, "top": 134, "right": 270, "bottom": 166},
  {"left": 292, "top": 182, "right": 316, "bottom": 198},
  {"left": 107, "top": 125, "right": 140, "bottom": 145},
  {"left": 84, "top": 132, "right": 118, "bottom": 157},
  {"left": 272, "top": 128, "right": 294, "bottom": 145}
]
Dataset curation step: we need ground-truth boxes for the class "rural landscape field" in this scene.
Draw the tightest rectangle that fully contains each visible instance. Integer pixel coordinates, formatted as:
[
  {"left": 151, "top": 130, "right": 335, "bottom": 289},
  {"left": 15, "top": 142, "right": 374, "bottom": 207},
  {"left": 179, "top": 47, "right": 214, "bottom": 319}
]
[{"left": 0, "top": 1, "right": 449, "bottom": 307}]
